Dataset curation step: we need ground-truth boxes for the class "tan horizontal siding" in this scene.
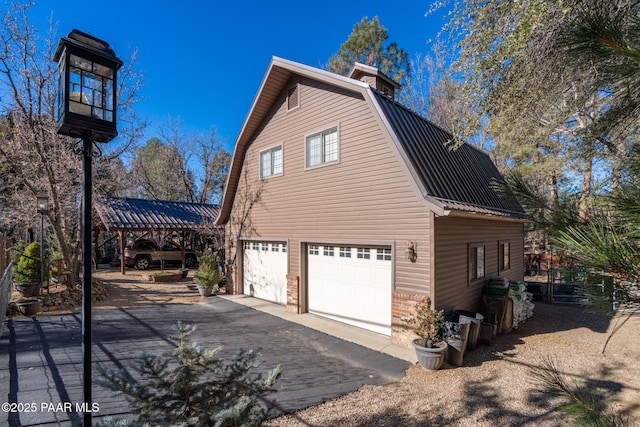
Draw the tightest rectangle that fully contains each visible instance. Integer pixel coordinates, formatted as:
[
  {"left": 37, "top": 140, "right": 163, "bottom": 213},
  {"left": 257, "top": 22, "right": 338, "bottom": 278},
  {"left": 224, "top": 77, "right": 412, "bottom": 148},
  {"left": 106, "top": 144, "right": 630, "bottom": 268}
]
[
  {"left": 434, "top": 217, "right": 524, "bottom": 312},
  {"left": 228, "top": 76, "right": 432, "bottom": 296}
]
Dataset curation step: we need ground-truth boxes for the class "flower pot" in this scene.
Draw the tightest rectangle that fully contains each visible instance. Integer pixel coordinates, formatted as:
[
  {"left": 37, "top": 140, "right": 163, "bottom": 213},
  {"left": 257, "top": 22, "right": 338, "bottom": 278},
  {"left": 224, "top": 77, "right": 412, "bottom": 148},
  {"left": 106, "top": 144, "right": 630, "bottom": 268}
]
[
  {"left": 14, "top": 282, "right": 41, "bottom": 297},
  {"left": 455, "top": 310, "right": 484, "bottom": 351},
  {"left": 412, "top": 339, "right": 448, "bottom": 372},
  {"left": 198, "top": 287, "right": 213, "bottom": 298},
  {"left": 16, "top": 299, "right": 41, "bottom": 316},
  {"left": 446, "top": 321, "right": 471, "bottom": 367}
]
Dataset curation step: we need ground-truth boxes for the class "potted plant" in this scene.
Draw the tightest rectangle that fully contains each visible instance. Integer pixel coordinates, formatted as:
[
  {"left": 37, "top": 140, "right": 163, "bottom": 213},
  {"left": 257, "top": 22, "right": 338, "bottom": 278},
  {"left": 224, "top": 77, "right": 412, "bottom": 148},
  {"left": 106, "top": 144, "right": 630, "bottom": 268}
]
[
  {"left": 405, "top": 296, "right": 448, "bottom": 371},
  {"left": 193, "top": 249, "right": 221, "bottom": 297},
  {"left": 13, "top": 242, "right": 46, "bottom": 297},
  {"left": 14, "top": 298, "right": 42, "bottom": 316}
]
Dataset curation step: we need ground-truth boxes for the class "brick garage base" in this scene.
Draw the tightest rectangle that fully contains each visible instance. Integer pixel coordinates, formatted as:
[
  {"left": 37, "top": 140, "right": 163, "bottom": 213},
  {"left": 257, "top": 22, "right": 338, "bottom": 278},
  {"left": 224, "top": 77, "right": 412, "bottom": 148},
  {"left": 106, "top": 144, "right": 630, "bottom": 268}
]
[
  {"left": 392, "top": 291, "right": 426, "bottom": 347},
  {"left": 286, "top": 274, "right": 300, "bottom": 313}
]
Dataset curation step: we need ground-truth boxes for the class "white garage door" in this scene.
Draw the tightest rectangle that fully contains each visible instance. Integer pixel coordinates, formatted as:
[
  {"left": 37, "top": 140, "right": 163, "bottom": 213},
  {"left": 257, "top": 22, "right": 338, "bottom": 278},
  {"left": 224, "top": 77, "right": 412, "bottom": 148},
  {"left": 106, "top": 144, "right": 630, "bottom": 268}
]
[
  {"left": 308, "top": 244, "right": 392, "bottom": 336},
  {"left": 243, "top": 241, "right": 288, "bottom": 305}
]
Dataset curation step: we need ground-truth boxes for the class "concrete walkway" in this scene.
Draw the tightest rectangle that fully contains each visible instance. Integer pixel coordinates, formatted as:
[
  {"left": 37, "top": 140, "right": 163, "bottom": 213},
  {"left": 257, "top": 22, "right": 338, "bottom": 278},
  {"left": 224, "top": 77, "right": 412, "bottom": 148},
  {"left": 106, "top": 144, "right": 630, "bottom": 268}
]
[{"left": 0, "top": 296, "right": 411, "bottom": 426}]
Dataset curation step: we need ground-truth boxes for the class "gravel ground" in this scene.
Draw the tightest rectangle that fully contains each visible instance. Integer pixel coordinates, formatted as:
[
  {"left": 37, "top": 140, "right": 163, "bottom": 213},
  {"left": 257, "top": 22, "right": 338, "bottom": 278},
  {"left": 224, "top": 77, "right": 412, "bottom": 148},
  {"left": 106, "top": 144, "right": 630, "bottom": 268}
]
[
  {"left": 265, "top": 303, "right": 640, "bottom": 427},
  {"left": 47, "top": 270, "right": 640, "bottom": 426}
]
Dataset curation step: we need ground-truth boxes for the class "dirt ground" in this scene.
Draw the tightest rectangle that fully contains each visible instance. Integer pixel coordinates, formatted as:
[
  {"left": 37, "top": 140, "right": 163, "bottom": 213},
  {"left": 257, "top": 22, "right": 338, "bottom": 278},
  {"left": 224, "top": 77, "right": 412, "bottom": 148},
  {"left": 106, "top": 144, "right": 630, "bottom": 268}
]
[{"left": 7, "top": 268, "right": 640, "bottom": 425}]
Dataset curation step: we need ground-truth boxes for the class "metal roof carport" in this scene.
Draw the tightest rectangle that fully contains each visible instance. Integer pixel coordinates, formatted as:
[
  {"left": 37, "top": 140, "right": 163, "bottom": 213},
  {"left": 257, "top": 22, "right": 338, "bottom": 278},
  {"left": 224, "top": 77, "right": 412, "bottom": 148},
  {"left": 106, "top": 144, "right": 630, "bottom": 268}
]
[{"left": 94, "top": 197, "right": 220, "bottom": 274}]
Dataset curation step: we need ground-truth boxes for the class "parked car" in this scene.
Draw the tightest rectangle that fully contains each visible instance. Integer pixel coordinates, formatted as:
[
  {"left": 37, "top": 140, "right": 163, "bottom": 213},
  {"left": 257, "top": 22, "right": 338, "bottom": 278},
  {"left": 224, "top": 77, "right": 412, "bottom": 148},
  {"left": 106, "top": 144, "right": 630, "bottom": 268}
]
[{"left": 124, "top": 239, "right": 197, "bottom": 270}]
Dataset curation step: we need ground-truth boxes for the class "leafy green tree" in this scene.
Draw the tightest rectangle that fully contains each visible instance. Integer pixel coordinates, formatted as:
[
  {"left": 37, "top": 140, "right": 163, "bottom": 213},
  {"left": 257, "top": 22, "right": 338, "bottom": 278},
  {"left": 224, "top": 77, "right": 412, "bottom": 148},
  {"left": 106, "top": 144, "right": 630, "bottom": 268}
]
[
  {"left": 132, "top": 137, "right": 192, "bottom": 201},
  {"left": 327, "top": 16, "right": 410, "bottom": 84},
  {"left": 429, "top": 0, "right": 638, "bottom": 221},
  {"left": 97, "top": 322, "right": 283, "bottom": 427}
]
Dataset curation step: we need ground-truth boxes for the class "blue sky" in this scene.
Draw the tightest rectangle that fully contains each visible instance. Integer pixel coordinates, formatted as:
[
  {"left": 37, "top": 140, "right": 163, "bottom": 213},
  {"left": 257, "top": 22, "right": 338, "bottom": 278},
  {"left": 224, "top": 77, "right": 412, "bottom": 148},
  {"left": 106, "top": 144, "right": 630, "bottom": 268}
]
[{"left": 30, "top": 0, "right": 448, "bottom": 152}]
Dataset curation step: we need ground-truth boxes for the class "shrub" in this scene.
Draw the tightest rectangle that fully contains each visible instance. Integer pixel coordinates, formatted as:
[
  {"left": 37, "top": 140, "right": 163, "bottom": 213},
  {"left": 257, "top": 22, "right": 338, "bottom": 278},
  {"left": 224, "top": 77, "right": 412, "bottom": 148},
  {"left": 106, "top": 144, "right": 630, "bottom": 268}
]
[
  {"left": 194, "top": 249, "right": 221, "bottom": 289},
  {"left": 97, "top": 322, "right": 283, "bottom": 427},
  {"left": 14, "top": 242, "right": 45, "bottom": 283}
]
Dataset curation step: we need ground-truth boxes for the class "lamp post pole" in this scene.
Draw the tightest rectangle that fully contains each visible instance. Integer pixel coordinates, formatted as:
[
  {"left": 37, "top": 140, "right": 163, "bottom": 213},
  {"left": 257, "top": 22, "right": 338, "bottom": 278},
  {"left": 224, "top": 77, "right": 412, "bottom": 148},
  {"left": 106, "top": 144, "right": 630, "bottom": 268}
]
[
  {"left": 36, "top": 195, "right": 48, "bottom": 294},
  {"left": 40, "top": 213, "right": 44, "bottom": 290},
  {"left": 53, "top": 30, "right": 121, "bottom": 426},
  {"left": 81, "top": 136, "right": 92, "bottom": 426}
]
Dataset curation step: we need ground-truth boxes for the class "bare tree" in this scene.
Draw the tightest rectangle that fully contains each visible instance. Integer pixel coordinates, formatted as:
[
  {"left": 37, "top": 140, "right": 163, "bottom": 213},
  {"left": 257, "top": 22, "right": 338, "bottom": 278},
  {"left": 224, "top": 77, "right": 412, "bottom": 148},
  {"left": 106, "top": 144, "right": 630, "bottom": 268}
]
[{"left": 0, "top": 2, "right": 145, "bottom": 284}]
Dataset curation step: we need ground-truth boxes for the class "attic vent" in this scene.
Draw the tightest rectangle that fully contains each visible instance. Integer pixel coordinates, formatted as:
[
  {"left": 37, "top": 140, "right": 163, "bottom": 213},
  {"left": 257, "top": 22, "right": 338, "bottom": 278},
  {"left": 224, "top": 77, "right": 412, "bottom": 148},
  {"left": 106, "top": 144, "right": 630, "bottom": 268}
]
[{"left": 287, "top": 84, "right": 300, "bottom": 111}]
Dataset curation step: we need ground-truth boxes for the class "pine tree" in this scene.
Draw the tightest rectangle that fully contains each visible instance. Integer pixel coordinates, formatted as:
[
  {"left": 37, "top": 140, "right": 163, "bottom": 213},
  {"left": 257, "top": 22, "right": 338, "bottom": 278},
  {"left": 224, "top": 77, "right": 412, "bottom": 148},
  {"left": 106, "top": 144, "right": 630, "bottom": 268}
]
[
  {"left": 327, "top": 16, "right": 409, "bottom": 84},
  {"left": 97, "top": 322, "right": 283, "bottom": 427}
]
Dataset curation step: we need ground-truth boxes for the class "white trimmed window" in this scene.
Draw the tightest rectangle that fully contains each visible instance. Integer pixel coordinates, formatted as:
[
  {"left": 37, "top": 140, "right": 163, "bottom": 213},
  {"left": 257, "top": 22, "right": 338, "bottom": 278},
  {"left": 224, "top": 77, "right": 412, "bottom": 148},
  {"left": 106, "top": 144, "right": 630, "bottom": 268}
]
[
  {"left": 272, "top": 243, "right": 279, "bottom": 252},
  {"left": 469, "top": 243, "right": 486, "bottom": 283},
  {"left": 377, "top": 248, "right": 392, "bottom": 261},
  {"left": 357, "top": 248, "right": 370, "bottom": 259},
  {"left": 282, "top": 243, "right": 287, "bottom": 253},
  {"left": 260, "top": 145, "right": 283, "bottom": 179},
  {"left": 261, "top": 243, "right": 269, "bottom": 251},
  {"left": 323, "top": 246, "right": 335, "bottom": 256},
  {"left": 252, "top": 242, "right": 259, "bottom": 250},
  {"left": 309, "top": 245, "right": 319, "bottom": 255},
  {"left": 339, "top": 247, "right": 351, "bottom": 258},
  {"left": 306, "top": 126, "right": 338, "bottom": 168}
]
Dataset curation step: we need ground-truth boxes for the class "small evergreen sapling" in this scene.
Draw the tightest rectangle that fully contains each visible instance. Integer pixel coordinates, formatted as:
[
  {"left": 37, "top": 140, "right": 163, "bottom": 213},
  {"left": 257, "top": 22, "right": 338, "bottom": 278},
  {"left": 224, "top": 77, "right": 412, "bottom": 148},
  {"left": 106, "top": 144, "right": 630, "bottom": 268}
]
[
  {"left": 14, "top": 242, "right": 44, "bottom": 283},
  {"left": 97, "top": 322, "right": 283, "bottom": 427},
  {"left": 194, "top": 249, "right": 221, "bottom": 290}
]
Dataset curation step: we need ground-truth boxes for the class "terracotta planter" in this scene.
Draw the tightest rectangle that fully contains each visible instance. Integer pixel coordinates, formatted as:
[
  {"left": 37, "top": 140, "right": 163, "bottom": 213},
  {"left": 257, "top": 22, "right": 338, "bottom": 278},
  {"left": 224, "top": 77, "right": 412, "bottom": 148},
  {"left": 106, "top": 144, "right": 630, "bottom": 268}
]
[
  {"left": 14, "top": 282, "right": 41, "bottom": 297},
  {"left": 413, "top": 339, "right": 448, "bottom": 372},
  {"left": 16, "top": 299, "right": 41, "bottom": 316}
]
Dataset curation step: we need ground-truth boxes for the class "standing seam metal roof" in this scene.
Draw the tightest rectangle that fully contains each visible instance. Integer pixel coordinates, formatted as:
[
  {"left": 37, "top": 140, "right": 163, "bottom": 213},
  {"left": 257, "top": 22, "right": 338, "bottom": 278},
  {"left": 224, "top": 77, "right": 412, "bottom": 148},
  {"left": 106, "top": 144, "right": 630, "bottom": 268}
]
[
  {"left": 95, "top": 197, "right": 220, "bottom": 231},
  {"left": 372, "top": 91, "right": 525, "bottom": 217}
]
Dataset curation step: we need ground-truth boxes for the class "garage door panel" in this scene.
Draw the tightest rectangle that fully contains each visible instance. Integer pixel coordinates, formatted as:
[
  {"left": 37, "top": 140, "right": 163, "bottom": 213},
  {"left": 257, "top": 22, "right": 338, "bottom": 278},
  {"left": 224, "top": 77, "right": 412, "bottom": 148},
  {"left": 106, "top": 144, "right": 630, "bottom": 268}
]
[
  {"left": 308, "top": 244, "right": 392, "bottom": 336},
  {"left": 243, "top": 241, "right": 287, "bottom": 305}
]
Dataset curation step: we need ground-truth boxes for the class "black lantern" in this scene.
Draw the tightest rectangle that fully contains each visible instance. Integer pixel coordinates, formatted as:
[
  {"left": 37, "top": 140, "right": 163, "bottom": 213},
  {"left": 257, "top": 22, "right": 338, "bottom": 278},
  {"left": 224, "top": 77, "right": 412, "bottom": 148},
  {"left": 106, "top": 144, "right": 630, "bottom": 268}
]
[
  {"left": 53, "top": 30, "right": 122, "bottom": 143},
  {"left": 36, "top": 194, "right": 49, "bottom": 214}
]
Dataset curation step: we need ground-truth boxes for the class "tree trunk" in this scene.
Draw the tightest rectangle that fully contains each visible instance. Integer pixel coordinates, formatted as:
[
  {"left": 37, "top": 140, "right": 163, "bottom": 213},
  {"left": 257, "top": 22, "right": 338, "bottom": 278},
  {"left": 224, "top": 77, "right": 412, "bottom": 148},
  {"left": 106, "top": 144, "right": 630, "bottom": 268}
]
[{"left": 578, "top": 149, "right": 594, "bottom": 221}]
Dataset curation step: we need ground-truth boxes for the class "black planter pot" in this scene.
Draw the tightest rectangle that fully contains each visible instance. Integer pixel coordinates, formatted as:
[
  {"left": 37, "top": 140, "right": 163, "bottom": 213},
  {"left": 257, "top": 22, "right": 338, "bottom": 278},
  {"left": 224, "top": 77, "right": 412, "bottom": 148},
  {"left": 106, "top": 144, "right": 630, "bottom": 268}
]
[
  {"left": 15, "top": 299, "right": 41, "bottom": 316},
  {"left": 14, "top": 282, "right": 41, "bottom": 297}
]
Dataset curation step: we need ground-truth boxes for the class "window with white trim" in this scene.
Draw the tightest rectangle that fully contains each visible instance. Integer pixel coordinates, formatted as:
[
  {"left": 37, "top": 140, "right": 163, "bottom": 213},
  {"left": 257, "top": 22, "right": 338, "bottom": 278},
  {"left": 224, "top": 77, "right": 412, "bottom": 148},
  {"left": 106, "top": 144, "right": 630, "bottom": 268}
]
[
  {"left": 469, "top": 243, "right": 486, "bottom": 283},
  {"left": 282, "top": 243, "right": 287, "bottom": 253},
  {"left": 339, "top": 247, "right": 351, "bottom": 258},
  {"left": 377, "top": 248, "right": 392, "bottom": 261},
  {"left": 499, "top": 241, "right": 510, "bottom": 271},
  {"left": 309, "top": 245, "right": 319, "bottom": 255},
  {"left": 260, "top": 145, "right": 283, "bottom": 179},
  {"left": 323, "top": 246, "right": 334, "bottom": 256},
  {"left": 357, "top": 248, "right": 370, "bottom": 259},
  {"left": 261, "top": 243, "right": 269, "bottom": 251},
  {"left": 252, "top": 242, "right": 259, "bottom": 250},
  {"left": 272, "top": 243, "right": 279, "bottom": 252},
  {"left": 306, "top": 127, "right": 338, "bottom": 168}
]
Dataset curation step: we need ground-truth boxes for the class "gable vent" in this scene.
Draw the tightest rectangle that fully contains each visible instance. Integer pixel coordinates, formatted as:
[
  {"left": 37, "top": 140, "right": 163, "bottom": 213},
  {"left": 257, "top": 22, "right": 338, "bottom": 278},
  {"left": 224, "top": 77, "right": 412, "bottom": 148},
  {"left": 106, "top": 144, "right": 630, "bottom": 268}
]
[{"left": 287, "top": 84, "right": 299, "bottom": 111}]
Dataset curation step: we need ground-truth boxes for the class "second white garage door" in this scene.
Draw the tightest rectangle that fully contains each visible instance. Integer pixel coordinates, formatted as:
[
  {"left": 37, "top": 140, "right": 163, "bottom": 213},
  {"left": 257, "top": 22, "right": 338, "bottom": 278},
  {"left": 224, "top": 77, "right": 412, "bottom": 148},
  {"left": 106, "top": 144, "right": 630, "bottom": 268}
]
[
  {"left": 307, "top": 244, "right": 392, "bottom": 336},
  {"left": 243, "top": 241, "right": 288, "bottom": 305}
]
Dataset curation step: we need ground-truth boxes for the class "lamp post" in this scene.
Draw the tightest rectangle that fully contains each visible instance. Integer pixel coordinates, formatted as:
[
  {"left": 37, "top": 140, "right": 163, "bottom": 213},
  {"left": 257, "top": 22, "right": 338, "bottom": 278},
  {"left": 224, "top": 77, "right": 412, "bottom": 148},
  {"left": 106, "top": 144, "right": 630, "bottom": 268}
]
[
  {"left": 36, "top": 195, "right": 49, "bottom": 293},
  {"left": 53, "top": 30, "right": 122, "bottom": 427}
]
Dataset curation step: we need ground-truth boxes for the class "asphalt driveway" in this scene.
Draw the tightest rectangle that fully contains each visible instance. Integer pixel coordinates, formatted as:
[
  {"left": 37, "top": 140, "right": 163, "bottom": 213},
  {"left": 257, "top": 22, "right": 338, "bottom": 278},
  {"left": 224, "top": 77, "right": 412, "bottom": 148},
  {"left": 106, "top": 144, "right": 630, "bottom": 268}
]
[{"left": 0, "top": 297, "right": 410, "bottom": 426}]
